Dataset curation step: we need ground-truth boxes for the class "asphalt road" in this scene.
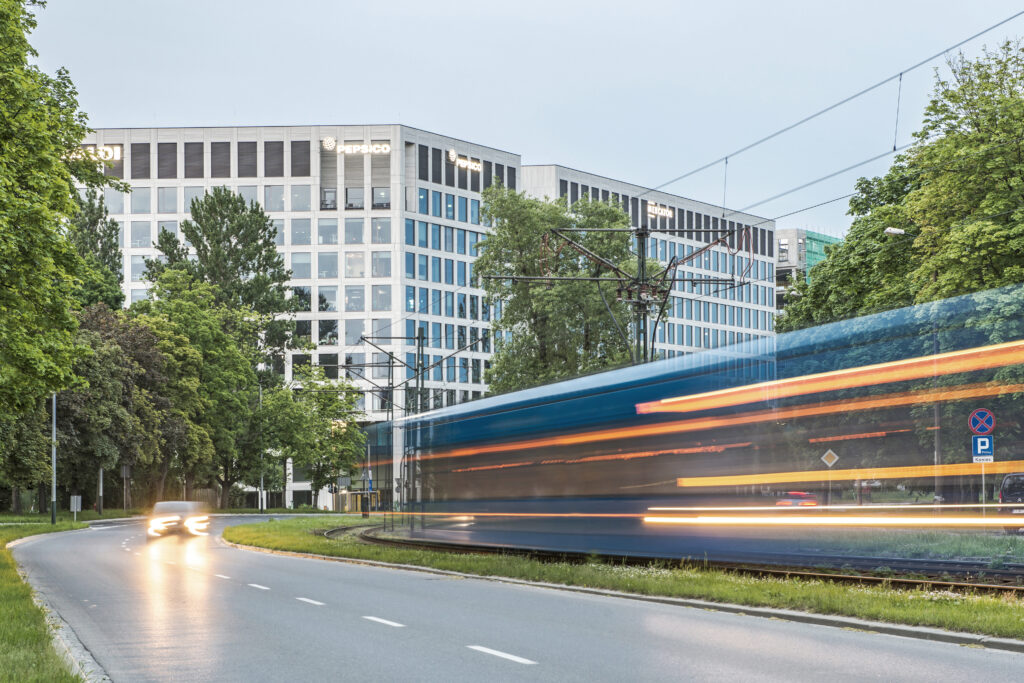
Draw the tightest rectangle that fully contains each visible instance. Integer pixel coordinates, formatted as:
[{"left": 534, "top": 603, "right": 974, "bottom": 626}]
[{"left": 12, "top": 517, "right": 1024, "bottom": 682}]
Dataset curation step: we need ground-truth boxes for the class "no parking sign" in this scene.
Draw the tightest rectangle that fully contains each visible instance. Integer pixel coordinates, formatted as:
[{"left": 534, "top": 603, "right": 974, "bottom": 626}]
[{"left": 969, "top": 408, "right": 995, "bottom": 435}]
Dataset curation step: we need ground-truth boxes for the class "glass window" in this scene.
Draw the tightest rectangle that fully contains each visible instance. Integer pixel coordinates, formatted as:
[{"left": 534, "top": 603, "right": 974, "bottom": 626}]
[
  {"left": 405, "top": 252, "right": 414, "bottom": 278},
  {"left": 103, "top": 187, "right": 124, "bottom": 214},
  {"left": 292, "top": 286, "right": 311, "bottom": 310},
  {"left": 444, "top": 324, "right": 454, "bottom": 349},
  {"left": 470, "top": 295, "right": 478, "bottom": 320},
  {"left": 418, "top": 288, "right": 428, "bottom": 313},
  {"left": 418, "top": 188, "right": 428, "bottom": 214},
  {"left": 470, "top": 199, "right": 480, "bottom": 225},
  {"left": 318, "top": 252, "right": 338, "bottom": 279},
  {"left": 318, "top": 218, "right": 338, "bottom": 245},
  {"left": 131, "top": 186, "right": 151, "bottom": 214},
  {"left": 457, "top": 294, "right": 467, "bottom": 318},
  {"left": 445, "top": 194, "right": 455, "bottom": 220},
  {"left": 431, "top": 224, "right": 441, "bottom": 250},
  {"left": 183, "top": 186, "right": 204, "bottom": 213},
  {"left": 130, "top": 288, "right": 148, "bottom": 303},
  {"left": 156, "top": 187, "right": 177, "bottom": 213},
  {"left": 481, "top": 301, "right": 490, "bottom": 322},
  {"left": 320, "top": 353, "right": 339, "bottom": 380},
  {"left": 157, "top": 220, "right": 177, "bottom": 240},
  {"left": 345, "top": 319, "right": 364, "bottom": 346},
  {"left": 456, "top": 229, "right": 466, "bottom": 254},
  {"left": 291, "top": 218, "right": 311, "bottom": 245},
  {"left": 431, "top": 322, "right": 442, "bottom": 349},
  {"left": 371, "top": 252, "right": 391, "bottom": 278},
  {"left": 457, "top": 261, "right": 466, "bottom": 286},
  {"left": 291, "top": 185, "right": 311, "bottom": 212},
  {"left": 431, "top": 256, "right": 441, "bottom": 283},
  {"left": 417, "top": 221, "right": 428, "bottom": 248},
  {"left": 405, "top": 285, "right": 416, "bottom": 312},
  {"left": 404, "top": 218, "right": 415, "bottom": 246},
  {"left": 318, "top": 285, "right": 337, "bottom": 311},
  {"left": 345, "top": 218, "right": 363, "bottom": 244},
  {"left": 130, "top": 221, "right": 151, "bottom": 248},
  {"left": 291, "top": 252, "right": 311, "bottom": 279},
  {"left": 458, "top": 196, "right": 467, "bottom": 222},
  {"left": 319, "top": 320, "right": 338, "bottom": 345},
  {"left": 431, "top": 289, "right": 442, "bottom": 315},
  {"left": 444, "top": 226, "right": 454, "bottom": 252},
  {"left": 444, "top": 259, "right": 454, "bottom": 284},
  {"left": 444, "top": 291, "right": 454, "bottom": 316},
  {"left": 345, "top": 251, "right": 365, "bottom": 278},
  {"left": 469, "top": 232, "right": 479, "bottom": 256},
  {"left": 345, "top": 187, "right": 364, "bottom": 210},
  {"left": 418, "top": 254, "right": 428, "bottom": 281},
  {"left": 345, "top": 285, "right": 365, "bottom": 312},
  {"left": 372, "top": 186, "right": 390, "bottom": 209},
  {"left": 457, "top": 325, "right": 467, "bottom": 347},
  {"left": 372, "top": 352, "right": 388, "bottom": 379},
  {"left": 237, "top": 185, "right": 257, "bottom": 205},
  {"left": 371, "top": 218, "right": 390, "bottom": 244},
  {"left": 372, "top": 284, "right": 391, "bottom": 311},
  {"left": 130, "top": 255, "right": 146, "bottom": 281},
  {"left": 431, "top": 191, "right": 441, "bottom": 217},
  {"left": 264, "top": 185, "right": 284, "bottom": 211}
]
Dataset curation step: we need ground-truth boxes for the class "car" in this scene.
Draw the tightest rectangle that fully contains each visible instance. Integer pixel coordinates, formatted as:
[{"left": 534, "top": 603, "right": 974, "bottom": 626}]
[
  {"left": 147, "top": 501, "right": 210, "bottom": 538},
  {"left": 999, "top": 473, "right": 1024, "bottom": 533},
  {"left": 774, "top": 491, "right": 819, "bottom": 507}
]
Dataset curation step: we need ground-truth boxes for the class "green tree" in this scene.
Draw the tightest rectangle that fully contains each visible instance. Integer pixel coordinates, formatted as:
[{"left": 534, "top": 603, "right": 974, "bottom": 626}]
[
  {"left": 0, "top": 403, "right": 49, "bottom": 512},
  {"left": 475, "top": 187, "right": 647, "bottom": 393},
  {"left": 69, "top": 188, "right": 124, "bottom": 309},
  {"left": 147, "top": 186, "right": 294, "bottom": 362},
  {"left": 0, "top": 0, "right": 111, "bottom": 417}
]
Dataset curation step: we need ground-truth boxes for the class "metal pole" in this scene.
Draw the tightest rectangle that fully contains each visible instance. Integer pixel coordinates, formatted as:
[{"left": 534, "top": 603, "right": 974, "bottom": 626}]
[
  {"left": 636, "top": 225, "right": 648, "bottom": 363},
  {"left": 415, "top": 327, "right": 425, "bottom": 531},
  {"left": 98, "top": 468, "right": 103, "bottom": 516},
  {"left": 51, "top": 392, "right": 56, "bottom": 525},
  {"left": 258, "top": 384, "right": 264, "bottom": 514},
  {"left": 932, "top": 326, "right": 941, "bottom": 506}
]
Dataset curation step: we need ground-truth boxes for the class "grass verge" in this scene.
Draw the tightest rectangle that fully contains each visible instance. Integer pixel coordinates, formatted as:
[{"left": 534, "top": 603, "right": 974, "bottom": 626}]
[
  {"left": 223, "top": 516, "right": 1024, "bottom": 640},
  {"left": 0, "top": 510, "right": 143, "bottom": 524},
  {"left": 1, "top": 523, "right": 85, "bottom": 682}
]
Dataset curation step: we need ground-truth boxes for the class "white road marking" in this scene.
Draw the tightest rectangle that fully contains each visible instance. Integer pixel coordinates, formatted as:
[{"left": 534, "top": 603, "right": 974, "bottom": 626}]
[
  {"left": 248, "top": 583, "right": 270, "bottom": 590},
  {"left": 215, "top": 574, "right": 231, "bottom": 579},
  {"left": 467, "top": 646, "right": 536, "bottom": 665},
  {"left": 296, "top": 597, "right": 325, "bottom": 606},
  {"left": 362, "top": 616, "right": 404, "bottom": 628}
]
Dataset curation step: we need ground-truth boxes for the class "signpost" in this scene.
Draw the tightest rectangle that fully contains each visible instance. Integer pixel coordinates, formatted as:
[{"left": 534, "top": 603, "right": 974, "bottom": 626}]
[
  {"left": 821, "top": 449, "right": 838, "bottom": 506},
  {"left": 69, "top": 495, "right": 81, "bottom": 522},
  {"left": 969, "top": 409, "right": 995, "bottom": 515}
]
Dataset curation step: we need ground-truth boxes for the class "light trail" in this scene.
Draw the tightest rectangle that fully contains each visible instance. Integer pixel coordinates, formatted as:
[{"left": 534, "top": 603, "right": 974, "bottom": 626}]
[
  {"left": 648, "top": 503, "right": 1012, "bottom": 512},
  {"left": 808, "top": 428, "right": 912, "bottom": 443},
  {"left": 636, "top": 340, "right": 1024, "bottom": 415},
  {"left": 675, "top": 459, "right": 1024, "bottom": 488},
  {"left": 419, "top": 381, "right": 1024, "bottom": 463},
  {"left": 451, "top": 442, "right": 752, "bottom": 473},
  {"left": 644, "top": 515, "right": 1024, "bottom": 527}
]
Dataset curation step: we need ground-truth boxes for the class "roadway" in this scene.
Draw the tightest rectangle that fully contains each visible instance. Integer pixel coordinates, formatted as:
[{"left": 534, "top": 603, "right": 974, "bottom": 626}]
[{"left": 12, "top": 516, "right": 1023, "bottom": 682}]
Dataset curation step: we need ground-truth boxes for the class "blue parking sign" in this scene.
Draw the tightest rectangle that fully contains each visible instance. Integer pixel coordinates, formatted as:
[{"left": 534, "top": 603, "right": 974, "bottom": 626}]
[{"left": 972, "top": 435, "right": 994, "bottom": 457}]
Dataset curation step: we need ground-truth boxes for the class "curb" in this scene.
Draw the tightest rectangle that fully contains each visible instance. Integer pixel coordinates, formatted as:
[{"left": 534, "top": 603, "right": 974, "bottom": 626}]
[{"left": 220, "top": 536, "right": 1024, "bottom": 654}]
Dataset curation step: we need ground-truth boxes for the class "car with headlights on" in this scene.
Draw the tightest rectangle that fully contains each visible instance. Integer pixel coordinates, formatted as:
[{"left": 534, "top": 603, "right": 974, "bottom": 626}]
[{"left": 147, "top": 501, "right": 210, "bottom": 538}]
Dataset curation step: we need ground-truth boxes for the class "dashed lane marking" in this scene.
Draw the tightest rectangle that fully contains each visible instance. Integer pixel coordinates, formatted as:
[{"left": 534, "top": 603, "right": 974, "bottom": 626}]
[
  {"left": 362, "top": 616, "right": 404, "bottom": 628},
  {"left": 467, "top": 646, "right": 536, "bottom": 665},
  {"left": 215, "top": 574, "right": 231, "bottom": 579},
  {"left": 248, "top": 583, "right": 270, "bottom": 590},
  {"left": 296, "top": 597, "right": 325, "bottom": 606}
]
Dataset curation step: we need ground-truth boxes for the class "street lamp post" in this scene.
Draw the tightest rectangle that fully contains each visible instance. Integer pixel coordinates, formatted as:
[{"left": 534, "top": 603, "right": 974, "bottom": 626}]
[
  {"left": 258, "top": 383, "right": 264, "bottom": 514},
  {"left": 51, "top": 392, "right": 56, "bottom": 525}
]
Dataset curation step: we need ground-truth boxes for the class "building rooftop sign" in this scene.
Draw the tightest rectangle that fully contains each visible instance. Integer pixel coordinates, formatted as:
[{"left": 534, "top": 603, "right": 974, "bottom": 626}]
[
  {"left": 448, "top": 149, "right": 482, "bottom": 172},
  {"left": 321, "top": 137, "right": 390, "bottom": 154}
]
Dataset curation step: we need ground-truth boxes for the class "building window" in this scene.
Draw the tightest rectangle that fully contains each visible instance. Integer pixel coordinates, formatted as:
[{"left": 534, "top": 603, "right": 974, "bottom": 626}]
[
  {"left": 431, "top": 190, "right": 441, "bottom": 217},
  {"left": 294, "top": 320, "right": 312, "bottom": 345},
  {"left": 130, "top": 221, "right": 151, "bottom": 248},
  {"left": 371, "top": 218, "right": 390, "bottom": 244},
  {"left": 292, "top": 286, "right": 311, "bottom": 310},
  {"left": 319, "top": 320, "right": 338, "bottom": 345},
  {"left": 130, "top": 255, "right": 146, "bottom": 281},
  {"left": 372, "top": 284, "right": 391, "bottom": 311},
  {"left": 130, "top": 143, "right": 150, "bottom": 179},
  {"left": 345, "top": 319, "right": 364, "bottom": 346},
  {"left": 345, "top": 252, "right": 365, "bottom": 278},
  {"left": 318, "top": 252, "right": 338, "bottom": 279},
  {"left": 183, "top": 186, "right": 204, "bottom": 214},
  {"left": 238, "top": 185, "right": 257, "bottom": 205},
  {"left": 157, "top": 220, "right": 177, "bottom": 240},
  {"left": 291, "top": 218, "right": 311, "bottom": 245},
  {"left": 291, "top": 252, "right": 311, "bottom": 279},
  {"left": 318, "top": 218, "right": 338, "bottom": 245},
  {"left": 458, "top": 196, "right": 467, "bottom": 222},
  {"left": 345, "top": 187, "right": 364, "bottom": 210},
  {"left": 318, "top": 285, "right": 337, "bottom": 311},
  {"left": 210, "top": 141, "right": 230, "bottom": 177},
  {"left": 264, "top": 186, "right": 284, "bottom": 212},
  {"left": 418, "top": 188, "right": 428, "bottom": 214},
  {"left": 157, "top": 187, "right": 177, "bottom": 214},
  {"left": 291, "top": 185, "right": 311, "bottom": 212},
  {"left": 131, "top": 186, "right": 151, "bottom": 214},
  {"left": 470, "top": 199, "right": 480, "bottom": 225},
  {"left": 371, "top": 252, "right": 391, "bottom": 278},
  {"left": 418, "top": 254, "right": 428, "bottom": 281},
  {"left": 183, "top": 142, "right": 203, "bottom": 178},
  {"left": 130, "top": 288, "right": 148, "bottom": 303},
  {"left": 321, "top": 187, "right": 337, "bottom": 210},
  {"left": 345, "top": 218, "right": 364, "bottom": 244},
  {"left": 291, "top": 140, "right": 310, "bottom": 177},
  {"left": 345, "top": 285, "right": 365, "bottom": 312},
  {"left": 456, "top": 229, "right": 466, "bottom": 255},
  {"left": 264, "top": 141, "right": 284, "bottom": 177},
  {"left": 444, "top": 194, "right": 455, "bottom": 220},
  {"left": 157, "top": 142, "right": 176, "bottom": 179},
  {"left": 372, "top": 186, "right": 390, "bottom": 209},
  {"left": 103, "top": 188, "right": 125, "bottom": 214},
  {"left": 238, "top": 141, "right": 257, "bottom": 177},
  {"left": 431, "top": 256, "right": 441, "bottom": 283}
]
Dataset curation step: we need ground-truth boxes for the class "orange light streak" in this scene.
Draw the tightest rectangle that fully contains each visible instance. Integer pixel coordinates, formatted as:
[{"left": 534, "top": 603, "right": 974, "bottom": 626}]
[
  {"left": 648, "top": 503, "right": 1010, "bottom": 512},
  {"left": 636, "top": 339, "right": 1024, "bottom": 415},
  {"left": 644, "top": 515, "right": 1024, "bottom": 527},
  {"left": 420, "top": 381, "right": 1024, "bottom": 463},
  {"left": 808, "top": 429, "right": 911, "bottom": 443},
  {"left": 676, "top": 459, "right": 1024, "bottom": 488}
]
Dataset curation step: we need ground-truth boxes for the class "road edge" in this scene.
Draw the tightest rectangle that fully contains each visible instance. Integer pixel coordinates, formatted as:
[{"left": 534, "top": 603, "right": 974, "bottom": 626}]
[
  {"left": 220, "top": 537, "right": 1024, "bottom": 654},
  {"left": 7, "top": 530, "right": 112, "bottom": 682}
]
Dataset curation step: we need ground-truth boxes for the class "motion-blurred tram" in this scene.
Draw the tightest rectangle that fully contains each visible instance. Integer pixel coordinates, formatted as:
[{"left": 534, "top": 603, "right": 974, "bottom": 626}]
[{"left": 370, "top": 285, "right": 1024, "bottom": 561}]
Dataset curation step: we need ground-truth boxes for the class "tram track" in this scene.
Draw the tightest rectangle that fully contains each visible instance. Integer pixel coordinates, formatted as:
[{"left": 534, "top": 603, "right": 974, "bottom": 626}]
[{"left": 349, "top": 525, "right": 1024, "bottom": 595}]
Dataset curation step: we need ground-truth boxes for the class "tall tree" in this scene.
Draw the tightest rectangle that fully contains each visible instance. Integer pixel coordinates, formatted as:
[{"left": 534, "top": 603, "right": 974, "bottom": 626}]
[
  {"left": 0, "top": 0, "right": 111, "bottom": 417},
  {"left": 69, "top": 188, "right": 124, "bottom": 309},
  {"left": 475, "top": 187, "right": 647, "bottom": 393}
]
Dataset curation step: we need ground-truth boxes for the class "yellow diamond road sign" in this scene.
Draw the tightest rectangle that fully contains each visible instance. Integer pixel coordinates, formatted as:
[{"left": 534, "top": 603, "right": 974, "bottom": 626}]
[{"left": 821, "top": 449, "right": 839, "bottom": 468}]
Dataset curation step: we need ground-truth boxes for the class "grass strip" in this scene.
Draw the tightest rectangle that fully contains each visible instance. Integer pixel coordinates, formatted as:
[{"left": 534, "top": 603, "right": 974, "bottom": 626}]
[
  {"left": 1, "top": 523, "right": 85, "bottom": 683},
  {"left": 224, "top": 516, "right": 1024, "bottom": 640},
  {"left": 0, "top": 510, "right": 143, "bottom": 524}
]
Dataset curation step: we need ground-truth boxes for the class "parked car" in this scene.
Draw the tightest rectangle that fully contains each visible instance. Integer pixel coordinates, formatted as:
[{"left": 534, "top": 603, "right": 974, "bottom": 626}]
[
  {"left": 999, "top": 473, "right": 1024, "bottom": 533},
  {"left": 147, "top": 501, "right": 210, "bottom": 538}
]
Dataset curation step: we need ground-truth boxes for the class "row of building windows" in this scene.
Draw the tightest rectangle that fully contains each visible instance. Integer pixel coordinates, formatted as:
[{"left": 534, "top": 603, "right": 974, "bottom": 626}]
[
  {"left": 102, "top": 183, "right": 391, "bottom": 216},
  {"left": 404, "top": 287, "right": 491, "bottom": 321},
  {"left": 122, "top": 218, "right": 391, "bottom": 250},
  {"left": 403, "top": 254, "right": 479, "bottom": 288},
  {"left": 416, "top": 189, "right": 485, "bottom": 225},
  {"left": 654, "top": 325, "right": 772, "bottom": 350},
  {"left": 290, "top": 285, "right": 391, "bottom": 312},
  {"left": 646, "top": 238, "right": 773, "bottom": 283},
  {"left": 665, "top": 299, "right": 774, "bottom": 328},
  {"left": 404, "top": 220, "right": 483, "bottom": 255},
  {"left": 402, "top": 320, "right": 491, "bottom": 353},
  {"left": 98, "top": 140, "right": 314, "bottom": 180},
  {"left": 416, "top": 144, "right": 517, "bottom": 192},
  {"left": 404, "top": 351, "right": 486, "bottom": 385}
]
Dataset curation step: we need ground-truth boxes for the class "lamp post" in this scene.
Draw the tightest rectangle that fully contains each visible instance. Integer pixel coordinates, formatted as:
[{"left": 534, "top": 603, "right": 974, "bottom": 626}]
[{"left": 51, "top": 392, "right": 56, "bottom": 525}]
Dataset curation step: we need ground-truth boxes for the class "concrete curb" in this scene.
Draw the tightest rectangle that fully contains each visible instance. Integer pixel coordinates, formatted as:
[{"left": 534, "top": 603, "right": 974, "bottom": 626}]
[
  {"left": 220, "top": 536, "right": 1024, "bottom": 654},
  {"left": 6, "top": 531, "right": 112, "bottom": 682}
]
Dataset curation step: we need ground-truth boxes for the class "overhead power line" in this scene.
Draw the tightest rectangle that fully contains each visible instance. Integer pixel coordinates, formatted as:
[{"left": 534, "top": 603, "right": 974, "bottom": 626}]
[{"left": 643, "top": 9, "right": 1024, "bottom": 197}]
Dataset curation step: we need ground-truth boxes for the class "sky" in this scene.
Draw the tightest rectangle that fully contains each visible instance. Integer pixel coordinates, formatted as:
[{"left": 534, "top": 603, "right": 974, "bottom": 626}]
[{"left": 30, "top": 0, "right": 1024, "bottom": 237}]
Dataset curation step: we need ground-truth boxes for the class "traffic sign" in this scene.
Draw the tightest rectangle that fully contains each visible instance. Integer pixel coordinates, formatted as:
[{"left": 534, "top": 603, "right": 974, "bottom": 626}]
[
  {"left": 972, "top": 435, "right": 994, "bottom": 457},
  {"left": 973, "top": 455, "right": 994, "bottom": 463},
  {"left": 969, "top": 408, "right": 995, "bottom": 435},
  {"left": 821, "top": 449, "right": 839, "bottom": 468}
]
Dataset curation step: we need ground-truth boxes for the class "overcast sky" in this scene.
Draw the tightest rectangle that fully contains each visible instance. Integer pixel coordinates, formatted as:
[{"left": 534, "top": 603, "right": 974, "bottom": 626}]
[{"left": 31, "top": 1, "right": 1024, "bottom": 236}]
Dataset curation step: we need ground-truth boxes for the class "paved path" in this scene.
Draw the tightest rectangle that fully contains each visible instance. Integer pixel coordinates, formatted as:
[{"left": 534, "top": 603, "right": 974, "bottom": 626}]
[{"left": 12, "top": 517, "right": 1023, "bottom": 682}]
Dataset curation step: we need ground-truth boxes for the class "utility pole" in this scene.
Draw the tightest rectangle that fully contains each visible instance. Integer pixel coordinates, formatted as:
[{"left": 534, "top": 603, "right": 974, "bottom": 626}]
[
  {"left": 97, "top": 468, "right": 103, "bottom": 516},
  {"left": 258, "top": 383, "right": 264, "bottom": 514},
  {"left": 51, "top": 392, "right": 56, "bottom": 525},
  {"left": 636, "top": 223, "right": 648, "bottom": 363}
]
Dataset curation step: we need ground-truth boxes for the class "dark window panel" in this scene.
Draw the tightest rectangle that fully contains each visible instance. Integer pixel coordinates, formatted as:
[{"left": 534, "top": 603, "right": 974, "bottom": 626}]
[
  {"left": 570, "top": 182, "right": 578, "bottom": 204},
  {"left": 444, "top": 152, "right": 455, "bottom": 187},
  {"left": 184, "top": 142, "right": 203, "bottom": 178},
  {"left": 631, "top": 197, "right": 639, "bottom": 227},
  {"left": 418, "top": 144, "right": 429, "bottom": 181},
  {"left": 458, "top": 164, "right": 467, "bottom": 190},
  {"left": 601, "top": 189, "right": 609, "bottom": 202},
  {"left": 483, "top": 160, "right": 492, "bottom": 189},
  {"left": 291, "top": 140, "right": 310, "bottom": 176},
  {"left": 507, "top": 167, "right": 516, "bottom": 190},
  {"left": 559, "top": 179, "right": 568, "bottom": 198},
  {"left": 470, "top": 159, "right": 480, "bottom": 192},
  {"left": 264, "top": 141, "right": 284, "bottom": 177},
  {"left": 495, "top": 163, "right": 504, "bottom": 186},
  {"left": 687, "top": 210, "right": 694, "bottom": 241},
  {"left": 238, "top": 141, "right": 257, "bottom": 177},
  {"left": 767, "top": 230, "right": 774, "bottom": 257},
  {"left": 130, "top": 143, "right": 150, "bottom": 179},
  {"left": 157, "top": 142, "right": 177, "bottom": 179},
  {"left": 210, "top": 142, "right": 231, "bottom": 177},
  {"left": 104, "top": 148, "right": 124, "bottom": 178},
  {"left": 431, "top": 147, "right": 442, "bottom": 183},
  {"left": 640, "top": 200, "right": 647, "bottom": 227},
  {"left": 581, "top": 184, "right": 589, "bottom": 199}
]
